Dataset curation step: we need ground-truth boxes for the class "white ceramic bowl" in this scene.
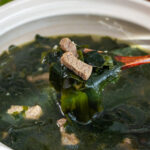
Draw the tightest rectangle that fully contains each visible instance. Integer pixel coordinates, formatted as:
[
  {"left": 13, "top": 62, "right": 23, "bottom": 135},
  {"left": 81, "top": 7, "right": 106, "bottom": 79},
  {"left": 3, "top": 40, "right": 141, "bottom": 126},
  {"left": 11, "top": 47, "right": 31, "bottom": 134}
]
[{"left": 0, "top": 0, "right": 150, "bottom": 149}]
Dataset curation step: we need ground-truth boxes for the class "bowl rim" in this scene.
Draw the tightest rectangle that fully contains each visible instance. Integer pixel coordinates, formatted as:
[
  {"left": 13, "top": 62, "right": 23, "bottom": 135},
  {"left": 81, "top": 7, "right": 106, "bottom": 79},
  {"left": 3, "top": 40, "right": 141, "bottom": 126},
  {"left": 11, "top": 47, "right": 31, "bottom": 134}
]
[{"left": 0, "top": 0, "right": 150, "bottom": 37}]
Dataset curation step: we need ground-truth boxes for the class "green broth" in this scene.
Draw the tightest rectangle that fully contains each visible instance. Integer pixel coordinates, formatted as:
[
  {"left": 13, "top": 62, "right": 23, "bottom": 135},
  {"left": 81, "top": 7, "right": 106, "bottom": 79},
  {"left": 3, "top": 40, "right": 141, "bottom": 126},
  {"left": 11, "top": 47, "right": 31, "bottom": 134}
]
[{"left": 0, "top": 35, "right": 150, "bottom": 150}]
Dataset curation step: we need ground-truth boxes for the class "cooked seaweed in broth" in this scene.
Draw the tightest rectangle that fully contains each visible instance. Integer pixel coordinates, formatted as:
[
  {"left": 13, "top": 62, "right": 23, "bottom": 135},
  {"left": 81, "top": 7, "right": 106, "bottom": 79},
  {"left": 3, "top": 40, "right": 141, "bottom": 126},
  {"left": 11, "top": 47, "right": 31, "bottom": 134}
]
[{"left": 0, "top": 35, "right": 150, "bottom": 150}]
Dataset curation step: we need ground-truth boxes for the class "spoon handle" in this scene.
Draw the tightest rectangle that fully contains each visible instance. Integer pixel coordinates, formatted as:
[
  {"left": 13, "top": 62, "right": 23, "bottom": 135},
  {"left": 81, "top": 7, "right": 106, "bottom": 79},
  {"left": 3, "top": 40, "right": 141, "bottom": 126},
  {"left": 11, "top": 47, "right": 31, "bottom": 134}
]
[
  {"left": 114, "top": 55, "right": 150, "bottom": 69},
  {"left": 83, "top": 48, "right": 150, "bottom": 70}
]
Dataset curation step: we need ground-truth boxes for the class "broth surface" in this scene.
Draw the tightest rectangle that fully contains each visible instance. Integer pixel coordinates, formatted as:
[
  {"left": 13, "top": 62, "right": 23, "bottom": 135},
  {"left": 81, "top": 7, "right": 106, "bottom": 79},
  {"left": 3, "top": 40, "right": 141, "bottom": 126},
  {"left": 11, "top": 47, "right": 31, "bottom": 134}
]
[{"left": 0, "top": 35, "right": 150, "bottom": 150}]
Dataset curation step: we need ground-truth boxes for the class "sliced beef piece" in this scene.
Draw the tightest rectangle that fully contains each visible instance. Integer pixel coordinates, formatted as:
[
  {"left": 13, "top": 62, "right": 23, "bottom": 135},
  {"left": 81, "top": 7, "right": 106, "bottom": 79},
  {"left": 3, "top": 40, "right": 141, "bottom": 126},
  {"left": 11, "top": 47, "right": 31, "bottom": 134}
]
[
  {"left": 61, "top": 52, "right": 93, "bottom": 80},
  {"left": 59, "top": 38, "right": 78, "bottom": 57}
]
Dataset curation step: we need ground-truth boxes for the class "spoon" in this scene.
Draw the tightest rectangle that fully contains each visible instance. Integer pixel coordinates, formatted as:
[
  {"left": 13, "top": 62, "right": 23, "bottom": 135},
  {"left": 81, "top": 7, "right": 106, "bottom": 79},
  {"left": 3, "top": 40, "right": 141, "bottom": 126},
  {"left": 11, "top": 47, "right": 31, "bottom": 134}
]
[{"left": 83, "top": 48, "right": 150, "bottom": 70}]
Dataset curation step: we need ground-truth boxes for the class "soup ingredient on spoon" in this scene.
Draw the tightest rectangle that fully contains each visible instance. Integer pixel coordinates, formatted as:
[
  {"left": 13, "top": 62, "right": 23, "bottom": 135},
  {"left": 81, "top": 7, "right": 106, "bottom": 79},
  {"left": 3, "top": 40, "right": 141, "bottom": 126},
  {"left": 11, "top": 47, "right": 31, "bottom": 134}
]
[
  {"left": 59, "top": 37, "right": 78, "bottom": 57},
  {"left": 61, "top": 52, "right": 93, "bottom": 80},
  {"left": 42, "top": 37, "right": 120, "bottom": 123}
]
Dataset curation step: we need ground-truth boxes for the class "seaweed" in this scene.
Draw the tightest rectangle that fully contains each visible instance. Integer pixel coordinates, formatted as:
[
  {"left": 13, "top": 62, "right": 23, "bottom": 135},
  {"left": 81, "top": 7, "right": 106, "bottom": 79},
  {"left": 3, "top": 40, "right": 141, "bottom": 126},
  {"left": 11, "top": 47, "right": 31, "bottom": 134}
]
[
  {"left": 1, "top": 35, "right": 150, "bottom": 150},
  {"left": 42, "top": 40, "right": 121, "bottom": 123}
]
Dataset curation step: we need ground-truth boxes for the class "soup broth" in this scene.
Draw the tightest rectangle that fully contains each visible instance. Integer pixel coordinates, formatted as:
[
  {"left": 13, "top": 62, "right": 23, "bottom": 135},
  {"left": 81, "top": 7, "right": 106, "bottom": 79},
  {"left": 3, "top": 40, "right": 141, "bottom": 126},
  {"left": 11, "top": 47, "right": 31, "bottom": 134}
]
[{"left": 0, "top": 35, "right": 150, "bottom": 150}]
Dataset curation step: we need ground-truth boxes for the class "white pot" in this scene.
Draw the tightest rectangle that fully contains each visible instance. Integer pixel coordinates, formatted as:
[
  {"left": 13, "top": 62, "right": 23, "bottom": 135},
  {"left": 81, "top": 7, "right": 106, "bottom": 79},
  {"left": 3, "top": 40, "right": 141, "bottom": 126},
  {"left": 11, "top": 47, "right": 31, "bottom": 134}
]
[{"left": 0, "top": 0, "right": 150, "bottom": 149}]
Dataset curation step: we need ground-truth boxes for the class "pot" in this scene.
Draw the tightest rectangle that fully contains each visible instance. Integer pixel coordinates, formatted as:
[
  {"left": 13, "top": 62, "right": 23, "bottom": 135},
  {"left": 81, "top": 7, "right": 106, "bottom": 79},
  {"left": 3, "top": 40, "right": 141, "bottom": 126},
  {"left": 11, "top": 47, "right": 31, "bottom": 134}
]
[{"left": 0, "top": 0, "right": 150, "bottom": 149}]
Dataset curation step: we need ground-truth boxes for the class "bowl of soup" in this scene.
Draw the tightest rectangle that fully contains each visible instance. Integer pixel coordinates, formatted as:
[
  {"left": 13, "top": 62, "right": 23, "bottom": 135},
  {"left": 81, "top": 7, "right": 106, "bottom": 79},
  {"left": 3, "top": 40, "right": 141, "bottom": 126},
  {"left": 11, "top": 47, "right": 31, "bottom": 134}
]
[{"left": 0, "top": 0, "right": 150, "bottom": 150}]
